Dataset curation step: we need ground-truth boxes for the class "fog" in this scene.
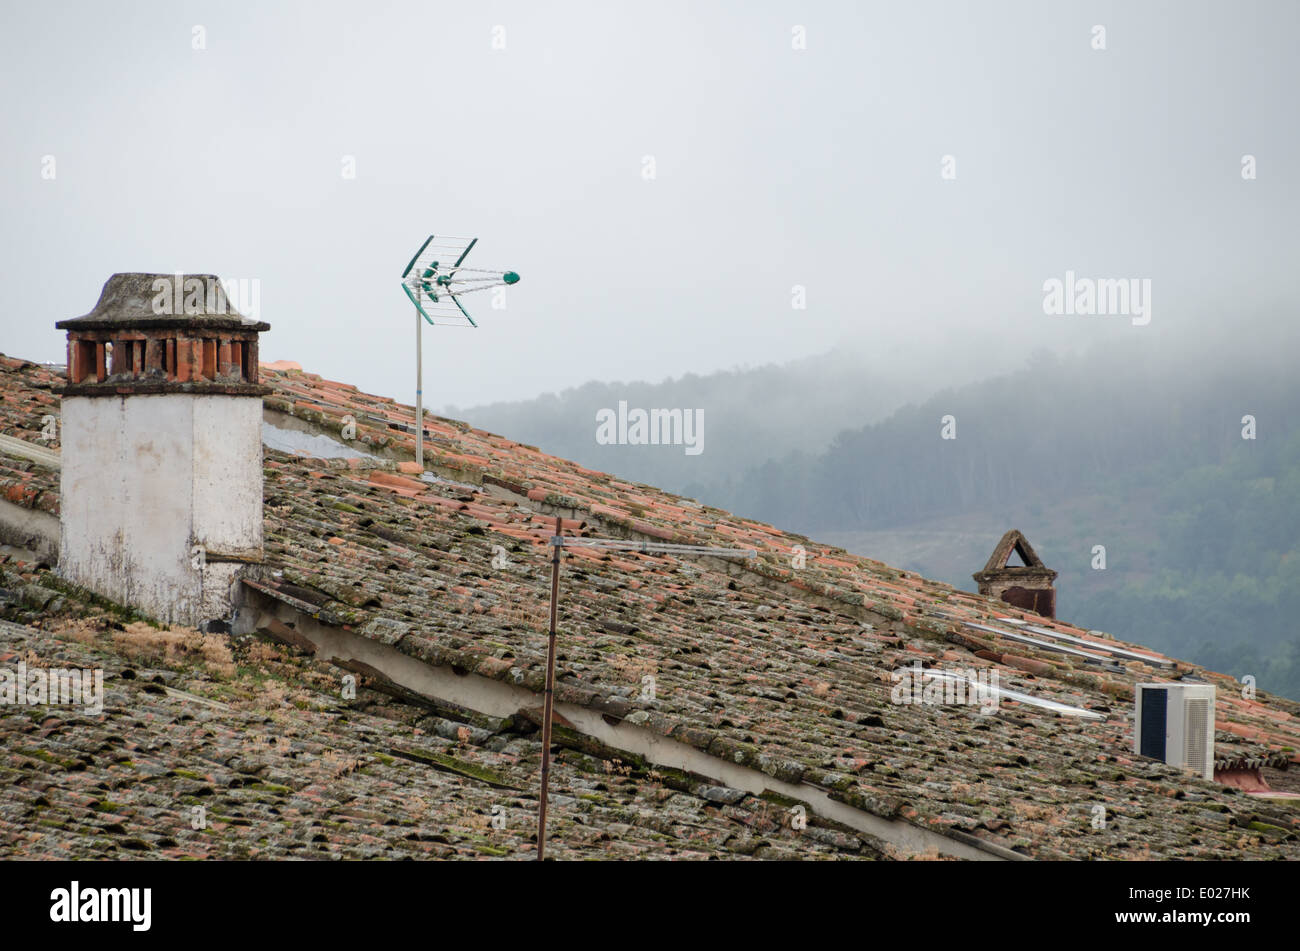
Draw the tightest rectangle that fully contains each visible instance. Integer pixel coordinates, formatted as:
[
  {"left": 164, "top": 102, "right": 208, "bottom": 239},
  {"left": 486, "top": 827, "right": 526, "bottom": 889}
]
[{"left": 2, "top": 0, "right": 1296, "bottom": 410}]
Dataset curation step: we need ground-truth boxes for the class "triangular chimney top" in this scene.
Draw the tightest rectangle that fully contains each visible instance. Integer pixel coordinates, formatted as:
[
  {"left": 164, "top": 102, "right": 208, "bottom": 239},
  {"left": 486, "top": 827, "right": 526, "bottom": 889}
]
[
  {"left": 972, "top": 529, "right": 1058, "bottom": 618},
  {"left": 979, "top": 529, "right": 1050, "bottom": 574}
]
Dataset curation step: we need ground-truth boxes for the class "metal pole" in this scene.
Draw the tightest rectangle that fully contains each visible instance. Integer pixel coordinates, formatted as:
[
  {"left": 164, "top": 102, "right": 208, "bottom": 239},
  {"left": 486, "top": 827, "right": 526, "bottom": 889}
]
[
  {"left": 415, "top": 303, "right": 423, "bottom": 469},
  {"left": 537, "top": 515, "right": 562, "bottom": 860}
]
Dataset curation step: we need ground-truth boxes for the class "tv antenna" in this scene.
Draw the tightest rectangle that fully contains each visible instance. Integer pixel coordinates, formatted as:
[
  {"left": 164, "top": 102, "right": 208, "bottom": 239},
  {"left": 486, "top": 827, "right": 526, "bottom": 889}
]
[
  {"left": 400, "top": 235, "right": 520, "bottom": 467},
  {"left": 535, "top": 518, "right": 757, "bottom": 860}
]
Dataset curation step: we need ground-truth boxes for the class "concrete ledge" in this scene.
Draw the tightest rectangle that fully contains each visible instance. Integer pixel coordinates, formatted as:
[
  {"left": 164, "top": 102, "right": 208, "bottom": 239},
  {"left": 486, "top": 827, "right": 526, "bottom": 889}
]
[
  {"left": 235, "top": 585, "right": 1016, "bottom": 861},
  {"left": 0, "top": 434, "right": 61, "bottom": 469},
  {"left": 0, "top": 497, "right": 59, "bottom": 564}
]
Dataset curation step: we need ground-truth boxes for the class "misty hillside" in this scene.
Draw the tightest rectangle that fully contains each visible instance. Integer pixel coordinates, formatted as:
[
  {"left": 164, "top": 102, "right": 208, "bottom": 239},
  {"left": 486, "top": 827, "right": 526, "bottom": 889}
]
[
  {"left": 446, "top": 347, "right": 983, "bottom": 498},
  {"left": 455, "top": 323, "right": 1300, "bottom": 701},
  {"left": 734, "top": 335, "right": 1300, "bottom": 692}
]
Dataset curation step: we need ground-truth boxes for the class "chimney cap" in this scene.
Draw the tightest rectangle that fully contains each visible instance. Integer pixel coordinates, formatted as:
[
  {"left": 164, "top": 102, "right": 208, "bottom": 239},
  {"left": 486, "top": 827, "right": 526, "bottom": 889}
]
[
  {"left": 56, "top": 272, "right": 270, "bottom": 332},
  {"left": 977, "top": 530, "right": 1055, "bottom": 582}
]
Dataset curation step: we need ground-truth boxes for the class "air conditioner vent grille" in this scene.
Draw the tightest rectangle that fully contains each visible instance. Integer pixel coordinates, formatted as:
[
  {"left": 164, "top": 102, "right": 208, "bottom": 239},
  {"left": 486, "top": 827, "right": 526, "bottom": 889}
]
[{"left": 1185, "top": 698, "right": 1210, "bottom": 772}]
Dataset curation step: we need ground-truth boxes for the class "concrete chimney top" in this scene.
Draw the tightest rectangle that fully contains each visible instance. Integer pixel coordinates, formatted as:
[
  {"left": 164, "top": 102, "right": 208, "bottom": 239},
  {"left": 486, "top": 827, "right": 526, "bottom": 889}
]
[{"left": 56, "top": 272, "right": 269, "bottom": 332}]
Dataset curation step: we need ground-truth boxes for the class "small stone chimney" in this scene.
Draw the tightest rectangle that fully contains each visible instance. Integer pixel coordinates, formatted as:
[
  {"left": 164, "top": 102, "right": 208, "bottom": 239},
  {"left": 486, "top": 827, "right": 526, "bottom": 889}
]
[
  {"left": 972, "top": 529, "right": 1057, "bottom": 619},
  {"left": 55, "top": 273, "right": 270, "bottom": 628}
]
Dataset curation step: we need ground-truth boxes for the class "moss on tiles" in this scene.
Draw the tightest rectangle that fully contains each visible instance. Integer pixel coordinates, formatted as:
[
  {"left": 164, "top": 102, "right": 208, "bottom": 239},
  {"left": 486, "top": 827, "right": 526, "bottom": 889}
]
[
  {"left": 248, "top": 782, "right": 293, "bottom": 794},
  {"left": 388, "top": 747, "right": 516, "bottom": 789}
]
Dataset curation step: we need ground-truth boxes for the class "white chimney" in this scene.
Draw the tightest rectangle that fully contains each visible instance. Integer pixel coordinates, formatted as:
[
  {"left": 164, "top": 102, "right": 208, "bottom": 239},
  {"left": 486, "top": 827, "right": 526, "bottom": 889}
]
[{"left": 55, "top": 273, "right": 270, "bottom": 629}]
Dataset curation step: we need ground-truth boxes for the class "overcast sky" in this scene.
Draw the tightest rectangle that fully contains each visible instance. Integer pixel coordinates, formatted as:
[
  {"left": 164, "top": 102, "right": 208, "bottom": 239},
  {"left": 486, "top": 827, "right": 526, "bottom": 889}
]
[{"left": 2, "top": 0, "right": 1296, "bottom": 410}]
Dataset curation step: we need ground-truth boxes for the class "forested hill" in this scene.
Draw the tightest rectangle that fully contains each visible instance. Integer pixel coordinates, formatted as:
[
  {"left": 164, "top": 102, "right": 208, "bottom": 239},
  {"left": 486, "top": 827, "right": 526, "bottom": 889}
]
[{"left": 736, "top": 343, "right": 1296, "bottom": 531}]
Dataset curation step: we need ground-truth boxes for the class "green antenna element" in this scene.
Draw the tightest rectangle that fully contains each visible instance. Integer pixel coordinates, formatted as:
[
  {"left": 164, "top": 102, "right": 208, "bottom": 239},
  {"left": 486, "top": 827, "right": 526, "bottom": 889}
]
[
  {"left": 400, "top": 234, "right": 519, "bottom": 328},
  {"left": 400, "top": 234, "right": 520, "bottom": 469}
]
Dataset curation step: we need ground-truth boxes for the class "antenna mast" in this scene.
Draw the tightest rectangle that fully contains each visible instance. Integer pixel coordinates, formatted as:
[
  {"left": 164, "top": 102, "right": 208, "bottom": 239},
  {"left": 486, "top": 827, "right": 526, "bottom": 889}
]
[{"left": 399, "top": 234, "right": 519, "bottom": 467}]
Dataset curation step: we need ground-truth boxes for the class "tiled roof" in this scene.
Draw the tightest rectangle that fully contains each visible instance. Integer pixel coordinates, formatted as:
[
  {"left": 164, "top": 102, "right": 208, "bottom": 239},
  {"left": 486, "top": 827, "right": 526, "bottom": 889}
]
[
  {"left": 0, "top": 579, "right": 867, "bottom": 859},
  {"left": 0, "top": 356, "right": 61, "bottom": 522},
  {"left": 2, "top": 353, "right": 1298, "bottom": 859}
]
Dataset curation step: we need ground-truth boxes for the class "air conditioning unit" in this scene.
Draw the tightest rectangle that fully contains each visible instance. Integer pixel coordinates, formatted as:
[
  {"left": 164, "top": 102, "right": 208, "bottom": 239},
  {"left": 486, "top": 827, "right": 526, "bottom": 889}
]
[{"left": 1133, "top": 684, "right": 1216, "bottom": 780}]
